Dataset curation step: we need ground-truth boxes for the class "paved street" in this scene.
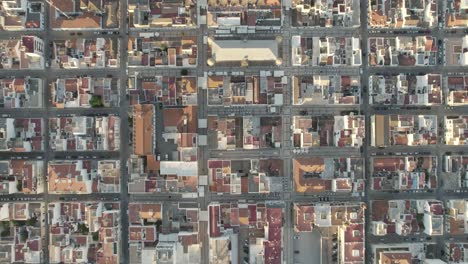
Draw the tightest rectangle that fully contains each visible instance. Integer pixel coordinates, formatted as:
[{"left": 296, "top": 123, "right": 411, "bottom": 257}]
[{"left": 0, "top": 0, "right": 467, "bottom": 263}]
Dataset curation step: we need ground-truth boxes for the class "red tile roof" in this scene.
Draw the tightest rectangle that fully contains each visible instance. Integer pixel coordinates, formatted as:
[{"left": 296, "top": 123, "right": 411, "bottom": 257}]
[
  {"left": 21, "top": 36, "right": 35, "bottom": 53},
  {"left": 209, "top": 205, "right": 221, "bottom": 237}
]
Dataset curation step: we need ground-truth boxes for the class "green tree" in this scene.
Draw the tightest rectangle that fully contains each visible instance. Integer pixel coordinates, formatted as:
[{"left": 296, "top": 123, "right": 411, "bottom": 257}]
[
  {"left": 416, "top": 213, "right": 425, "bottom": 229},
  {"left": 11, "top": 220, "right": 25, "bottom": 227},
  {"left": 1, "top": 228, "right": 10, "bottom": 237},
  {"left": 92, "top": 231, "right": 99, "bottom": 241},
  {"left": 89, "top": 95, "right": 104, "bottom": 108},
  {"left": 16, "top": 180, "right": 22, "bottom": 191},
  {"left": 26, "top": 217, "right": 37, "bottom": 226},
  {"left": 155, "top": 219, "right": 162, "bottom": 231},
  {"left": 19, "top": 228, "right": 28, "bottom": 241},
  {"left": 77, "top": 223, "right": 89, "bottom": 235}
]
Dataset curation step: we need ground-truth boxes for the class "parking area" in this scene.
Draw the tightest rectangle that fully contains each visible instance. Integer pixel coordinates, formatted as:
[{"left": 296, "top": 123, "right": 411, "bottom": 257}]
[{"left": 293, "top": 229, "right": 322, "bottom": 264}]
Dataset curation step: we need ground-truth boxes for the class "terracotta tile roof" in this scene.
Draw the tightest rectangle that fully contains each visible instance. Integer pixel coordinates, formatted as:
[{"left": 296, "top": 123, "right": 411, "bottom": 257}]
[
  {"left": 51, "top": 0, "right": 75, "bottom": 13},
  {"left": 21, "top": 36, "right": 35, "bottom": 53},
  {"left": 209, "top": 205, "right": 221, "bottom": 237},
  {"left": 163, "top": 106, "right": 198, "bottom": 133},
  {"left": 144, "top": 226, "right": 156, "bottom": 241},
  {"left": 380, "top": 252, "right": 411, "bottom": 264},
  {"left": 132, "top": 104, "right": 154, "bottom": 156},
  {"left": 296, "top": 207, "right": 313, "bottom": 231},
  {"left": 371, "top": 200, "right": 388, "bottom": 221},
  {"left": 48, "top": 162, "right": 89, "bottom": 193}
]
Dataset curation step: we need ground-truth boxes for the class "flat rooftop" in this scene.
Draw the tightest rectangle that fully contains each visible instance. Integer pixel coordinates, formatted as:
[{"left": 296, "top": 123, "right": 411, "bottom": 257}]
[{"left": 210, "top": 39, "right": 278, "bottom": 62}]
